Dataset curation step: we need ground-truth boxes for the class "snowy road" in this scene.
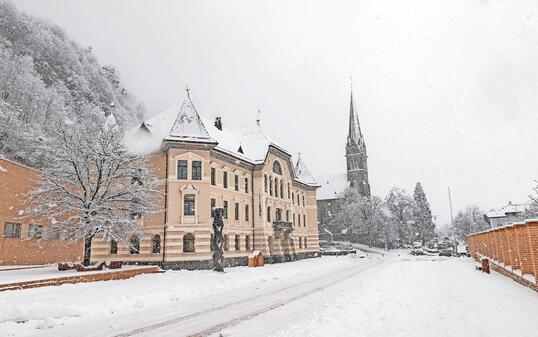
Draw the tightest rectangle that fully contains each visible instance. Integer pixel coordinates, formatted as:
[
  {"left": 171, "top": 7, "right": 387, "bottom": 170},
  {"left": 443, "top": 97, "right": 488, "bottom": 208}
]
[{"left": 2, "top": 252, "right": 538, "bottom": 337}]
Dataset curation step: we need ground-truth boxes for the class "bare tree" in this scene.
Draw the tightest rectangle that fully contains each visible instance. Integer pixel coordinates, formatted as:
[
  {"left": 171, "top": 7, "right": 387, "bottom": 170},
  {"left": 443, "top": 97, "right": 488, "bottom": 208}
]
[{"left": 27, "top": 122, "right": 158, "bottom": 265}]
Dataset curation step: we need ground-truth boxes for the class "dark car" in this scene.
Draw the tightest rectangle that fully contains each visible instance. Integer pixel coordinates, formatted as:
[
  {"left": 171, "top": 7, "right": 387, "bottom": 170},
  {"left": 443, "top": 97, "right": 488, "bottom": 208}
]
[{"left": 439, "top": 249, "right": 453, "bottom": 257}]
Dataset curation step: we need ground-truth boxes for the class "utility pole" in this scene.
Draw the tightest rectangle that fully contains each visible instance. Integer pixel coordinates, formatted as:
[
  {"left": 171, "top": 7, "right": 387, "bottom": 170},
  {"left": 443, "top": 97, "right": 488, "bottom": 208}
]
[{"left": 448, "top": 186, "right": 454, "bottom": 227}]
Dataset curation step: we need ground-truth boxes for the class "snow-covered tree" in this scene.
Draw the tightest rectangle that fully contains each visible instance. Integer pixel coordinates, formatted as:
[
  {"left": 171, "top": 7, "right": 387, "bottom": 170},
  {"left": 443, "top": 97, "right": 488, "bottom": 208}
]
[
  {"left": 528, "top": 181, "right": 538, "bottom": 218},
  {"left": 451, "top": 205, "right": 490, "bottom": 241},
  {"left": 330, "top": 188, "right": 389, "bottom": 247},
  {"left": 385, "top": 187, "right": 414, "bottom": 245},
  {"left": 27, "top": 122, "right": 158, "bottom": 265},
  {"left": 411, "top": 182, "right": 435, "bottom": 244},
  {"left": 0, "top": 1, "right": 144, "bottom": 168}
]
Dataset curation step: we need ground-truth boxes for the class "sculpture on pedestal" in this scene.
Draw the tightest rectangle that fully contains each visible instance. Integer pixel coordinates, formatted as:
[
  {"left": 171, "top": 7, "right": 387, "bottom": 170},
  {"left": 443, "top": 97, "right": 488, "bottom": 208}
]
[{"left": 212, "top": 207, "right": 225, "bottom": 272}]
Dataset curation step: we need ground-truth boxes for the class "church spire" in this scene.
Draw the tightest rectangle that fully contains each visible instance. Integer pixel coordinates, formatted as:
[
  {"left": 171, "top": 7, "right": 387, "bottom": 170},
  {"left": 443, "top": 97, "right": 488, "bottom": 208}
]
[{"left": 347, "top": 85, "right": 362, "bottom": 146}]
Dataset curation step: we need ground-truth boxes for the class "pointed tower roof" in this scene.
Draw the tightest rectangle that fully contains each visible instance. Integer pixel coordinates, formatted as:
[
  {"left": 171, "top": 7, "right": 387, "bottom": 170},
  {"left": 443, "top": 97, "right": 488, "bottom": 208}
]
[
  {"left": 166, "top": 89, "right": 215, "bottom": 143},
  {"left": 294, "top": 154, "right": 318, "bottom": 186},
  {"left": 347, "top": 88, "right": 363, "bottom": 146}
]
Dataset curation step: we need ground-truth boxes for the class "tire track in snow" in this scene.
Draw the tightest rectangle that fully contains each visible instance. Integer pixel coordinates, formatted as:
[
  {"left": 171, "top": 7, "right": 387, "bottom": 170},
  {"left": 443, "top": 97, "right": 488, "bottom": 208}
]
[{"left": 112, "top": 257, "right": 385, "bottom": 337}]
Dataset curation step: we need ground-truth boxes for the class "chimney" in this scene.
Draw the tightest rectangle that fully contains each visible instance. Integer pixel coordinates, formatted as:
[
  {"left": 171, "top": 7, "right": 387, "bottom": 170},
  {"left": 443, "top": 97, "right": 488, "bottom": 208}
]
[{"left": 214, "top": 117, "right": 222, "bottom": 131}]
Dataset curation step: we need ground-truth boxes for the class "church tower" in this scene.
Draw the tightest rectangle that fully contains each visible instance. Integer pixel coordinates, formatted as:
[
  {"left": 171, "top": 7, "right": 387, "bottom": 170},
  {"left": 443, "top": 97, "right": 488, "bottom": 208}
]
[{"left": 346, "top": 89, "right": 370, "bottom": 197}]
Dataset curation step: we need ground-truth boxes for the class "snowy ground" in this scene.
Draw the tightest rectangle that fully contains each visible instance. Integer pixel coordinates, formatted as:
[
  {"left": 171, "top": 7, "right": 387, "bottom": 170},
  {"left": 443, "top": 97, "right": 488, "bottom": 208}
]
[
  {"left": 1, "top": 252, "right": 537, "bottom": 337},
  {"left": 0, "top": 265, "right": 152, "bottom": 284}
]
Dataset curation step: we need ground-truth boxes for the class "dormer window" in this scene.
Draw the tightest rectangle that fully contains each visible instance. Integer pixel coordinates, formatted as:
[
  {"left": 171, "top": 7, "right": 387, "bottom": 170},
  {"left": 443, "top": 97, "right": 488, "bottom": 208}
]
[{"left": 272, "top": 161, "right": 282, "bottom": 175}]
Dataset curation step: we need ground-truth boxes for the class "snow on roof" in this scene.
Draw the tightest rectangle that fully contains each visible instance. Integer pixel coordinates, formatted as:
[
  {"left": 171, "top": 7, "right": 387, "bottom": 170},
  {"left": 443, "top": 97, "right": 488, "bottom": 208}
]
[
  {"left": 124, "top": 91, "right": 318, "bottom": 188},
  {"left": 316, "top": 173, "right": 349, "bottom": 200},
  {"left": 486, "top": 201, "right": 529, "bottom": 218},
  {"left": 294, "top": 155, "right": 318, "bottom": 186},
  {"left": 104, "top": 113, "right": 118, "bottom": 130},
  {"left": 166, "top": 98, "right": 214, "bottom": 143}
]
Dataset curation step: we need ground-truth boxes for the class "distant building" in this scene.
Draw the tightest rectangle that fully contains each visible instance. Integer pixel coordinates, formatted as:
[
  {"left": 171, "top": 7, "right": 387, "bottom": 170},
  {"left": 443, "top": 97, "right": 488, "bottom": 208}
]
[
  {"left": 0, "top": 158, "right": 82, "bottom": 265},
  {"left": 485, "top": 201, "right": 529, "bottom": 228},
  {"left": 91, "top": 90, "right": 320, "bottom": 268},
  {"left": 317, "top": 89, "right": 370, "bottom": 241}
]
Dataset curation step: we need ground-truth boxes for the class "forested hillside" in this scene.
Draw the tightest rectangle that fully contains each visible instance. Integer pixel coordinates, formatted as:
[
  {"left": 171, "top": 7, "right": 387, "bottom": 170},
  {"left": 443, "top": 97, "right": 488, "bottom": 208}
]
[{"left": 0, "top": 1, "right": 143, "bottom": 167}]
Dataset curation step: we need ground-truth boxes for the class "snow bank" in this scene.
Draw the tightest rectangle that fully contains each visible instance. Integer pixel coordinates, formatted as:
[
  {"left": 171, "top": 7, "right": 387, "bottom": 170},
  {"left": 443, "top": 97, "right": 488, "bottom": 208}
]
[{"left": 0, "top": 256, "right": 364, "bottom": 336}]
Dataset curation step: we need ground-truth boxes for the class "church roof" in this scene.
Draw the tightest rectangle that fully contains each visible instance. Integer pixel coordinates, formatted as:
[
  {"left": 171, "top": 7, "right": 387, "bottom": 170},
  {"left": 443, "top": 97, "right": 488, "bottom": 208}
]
[{"left": 316, "top": 173, "right": 349, "bottom": 200}]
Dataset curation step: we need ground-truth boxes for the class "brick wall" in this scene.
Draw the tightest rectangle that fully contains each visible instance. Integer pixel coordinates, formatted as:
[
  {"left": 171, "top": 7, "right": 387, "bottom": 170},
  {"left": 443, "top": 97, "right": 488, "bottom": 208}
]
[
  {"left": 0, "top": 158, "right": 83, "bottom": 265},
  {"left": 468, "top": 220, "right": 538, "bottom": 287}
]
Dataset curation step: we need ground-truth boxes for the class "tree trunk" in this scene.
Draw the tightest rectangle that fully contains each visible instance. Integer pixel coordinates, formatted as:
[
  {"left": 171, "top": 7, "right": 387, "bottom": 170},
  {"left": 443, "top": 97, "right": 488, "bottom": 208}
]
[{"left": 83, "top": 235, "right": 93, "bottom": 266}]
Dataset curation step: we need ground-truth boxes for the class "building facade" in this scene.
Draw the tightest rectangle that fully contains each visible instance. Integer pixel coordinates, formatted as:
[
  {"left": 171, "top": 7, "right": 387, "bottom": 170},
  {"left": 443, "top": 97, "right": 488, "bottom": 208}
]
[
  {"left": 0, "top": 158, "right": 83, "bottom": 265},
  {"left": 92, "top": 91, "right": 320, "bottom": 268},
  {"left": 317, "top": 89, "right": 370, "bottom": 242}
]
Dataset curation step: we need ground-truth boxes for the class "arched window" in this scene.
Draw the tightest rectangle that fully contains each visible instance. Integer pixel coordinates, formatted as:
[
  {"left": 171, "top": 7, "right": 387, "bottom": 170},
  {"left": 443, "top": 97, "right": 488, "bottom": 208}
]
[
  {"left": 129, "top": 235, "right": 140, "bottom": 255},
  {"left": 152, "top": 235, "right": 161, "bottom": 253},
  {"left": 183, "top": 233, "right": 195, "bottom": 253},
  {"left": 269, "top": 178, "right": 273, "bottom": 196},
  {"left": 110, "top": 239, "right": 118, "bottom": 255},
  {"left": 264, "top": 175, "right": 268, "bottom": 193},
  {"left": 272, "top": 161, "right": 282, "bottom": 175},
  {"left": 280, "top": 181, "right": 284, "bottom": 198},
  {"left": 274, "top": 178, "right": 279, "bottom": 197}
]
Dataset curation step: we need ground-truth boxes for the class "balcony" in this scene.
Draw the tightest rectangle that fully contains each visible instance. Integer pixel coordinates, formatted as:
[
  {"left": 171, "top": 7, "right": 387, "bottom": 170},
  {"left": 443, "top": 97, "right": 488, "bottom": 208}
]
[{"left": 273, "top": 221, "right": 294, "bottom": 234}]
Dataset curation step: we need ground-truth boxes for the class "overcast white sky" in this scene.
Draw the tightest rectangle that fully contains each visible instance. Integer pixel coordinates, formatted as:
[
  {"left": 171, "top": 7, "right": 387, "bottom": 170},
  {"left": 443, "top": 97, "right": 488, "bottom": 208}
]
[{"left": 13, "top": 0, "right": 538, "bottom": 225}]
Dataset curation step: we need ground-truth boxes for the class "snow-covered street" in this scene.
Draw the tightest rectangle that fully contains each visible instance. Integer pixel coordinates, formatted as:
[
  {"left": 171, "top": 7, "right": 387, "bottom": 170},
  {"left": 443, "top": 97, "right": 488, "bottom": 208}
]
[{"left": 2, "top": 252, "right": 538, "bottom": 337}]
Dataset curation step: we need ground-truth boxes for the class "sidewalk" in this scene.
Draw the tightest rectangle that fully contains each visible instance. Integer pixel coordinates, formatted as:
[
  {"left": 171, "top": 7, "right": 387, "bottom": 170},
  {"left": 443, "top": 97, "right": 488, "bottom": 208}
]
[{"left": 0, "top": 265, "right": 159, "bottom": 291}]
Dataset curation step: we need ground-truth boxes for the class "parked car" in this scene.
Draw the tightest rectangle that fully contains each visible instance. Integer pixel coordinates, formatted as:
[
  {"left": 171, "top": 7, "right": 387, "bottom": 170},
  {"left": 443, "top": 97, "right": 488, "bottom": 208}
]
[
  {"left": 411, "top": 248, "right": 427, "bottom": 256},
  {"left": 439, "top": 249, "right": 453, "bottom": 257}
]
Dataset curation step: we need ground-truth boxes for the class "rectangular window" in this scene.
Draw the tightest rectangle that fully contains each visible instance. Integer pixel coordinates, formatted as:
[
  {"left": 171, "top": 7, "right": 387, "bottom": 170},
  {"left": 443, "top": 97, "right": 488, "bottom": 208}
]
[
  {"left": 177, "top": 160, "right": 188, "bottom": 179},
  {"left": 293, "top": 214, "right": 296, "bottom": 227},
  {"left": 211, "top": 167, "right": 216, "bottom": 185},
  {"left": 183, "top": 194, "right": 196, "bottom": 216},
  {"left": 110, "top": 240, "right": 118, "bottom": 254},
  {"left": 292, "top": 193, "right": 295, "bottom": 204},
  {"left": 245, "top": 235, "right": 251, "bottom": 251},
  {"left": 224, "top": 234, "right": 229, "bottom": 251},
  {"left": 276, "top": 208, "right": 282, "bottom": 221},
  {"left": 286, "top": 210, "right": 290, "bottom": 222},
  {"left": 235, "top": 234, "right": 240, "bottom": 251},
  {"left": 223, "top": 172, "right": 228, "bottom": 188},
  {"left": 235, "top": 202, "right": 240, "bottom": 220},
  {"left": 303, "top": 195, "right": 305, "bottom": 206},
  {"left": 210, "top": 198, "right": 216, "bottom": 217},
  {"left": 192, "top": 161, "right": 202, "bottom": 180},
  {"left": 234, "top": 174, "right": 239, "bottom": 191},
  {"left": 303, "top": 214, "right": 306, "bottom": 227},
  {"left": 223, "top": 201, "right": 229, "bottom": 219},
  {"left": 3, "top": 222, "right": 21, "bottom": 238},
  {"left": 244, "top": 177, "right": 249, "bottom": 193},
  {"left": 298, "top": 214, "right": 301, "bottom": 226},
  {"left": 304, "top": 237, "right": 308, "bottom": 248},
  {"left": 245, "top": 204, "right": 250, "bottom": 221},
  {"left": 28, "top": 224, "right": 43, "bottom": 239},
  {"left": 267, "top": 207, "right": 271, "bottom": 222},
  {"left": 299, "top": 237, "right": 302, "bottom": 248}
]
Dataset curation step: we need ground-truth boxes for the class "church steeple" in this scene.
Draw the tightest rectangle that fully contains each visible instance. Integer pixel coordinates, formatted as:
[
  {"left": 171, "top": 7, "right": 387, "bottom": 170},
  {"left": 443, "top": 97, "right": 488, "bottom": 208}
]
[
  {"left": 345, "top": 84, "right": 370, "bottom": 197},
  {"left": 347, "top": 90, "right": 362, "bottom": 147}
]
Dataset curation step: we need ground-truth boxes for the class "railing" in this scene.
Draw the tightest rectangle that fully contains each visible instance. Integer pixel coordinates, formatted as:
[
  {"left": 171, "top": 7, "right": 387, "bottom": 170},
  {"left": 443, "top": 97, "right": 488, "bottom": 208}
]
[{"left": 273, "top": 221, "right": 294, "bottom": 233}]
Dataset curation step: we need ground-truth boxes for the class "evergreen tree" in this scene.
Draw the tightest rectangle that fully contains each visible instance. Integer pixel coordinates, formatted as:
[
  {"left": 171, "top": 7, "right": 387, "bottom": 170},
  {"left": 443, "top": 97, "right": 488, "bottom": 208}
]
[{"left": 411, "top": 182, "right": 435, "bottom": 244}]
